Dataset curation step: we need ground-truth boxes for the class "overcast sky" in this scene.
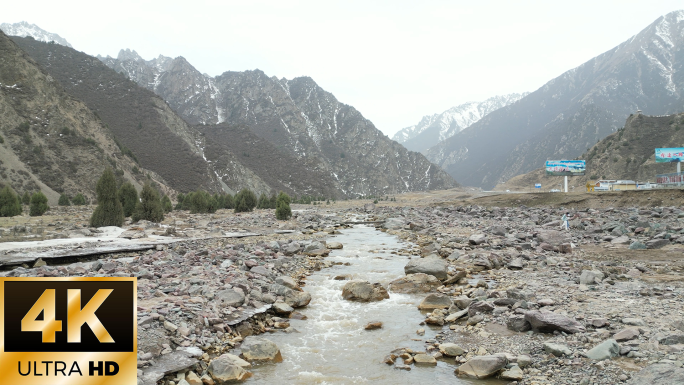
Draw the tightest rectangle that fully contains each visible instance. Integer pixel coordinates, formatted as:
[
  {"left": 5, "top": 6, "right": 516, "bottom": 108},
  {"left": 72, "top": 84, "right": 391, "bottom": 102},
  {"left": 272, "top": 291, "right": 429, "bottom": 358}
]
[{"left": 4, "top": 1, "right": 683, "bottom": 136}]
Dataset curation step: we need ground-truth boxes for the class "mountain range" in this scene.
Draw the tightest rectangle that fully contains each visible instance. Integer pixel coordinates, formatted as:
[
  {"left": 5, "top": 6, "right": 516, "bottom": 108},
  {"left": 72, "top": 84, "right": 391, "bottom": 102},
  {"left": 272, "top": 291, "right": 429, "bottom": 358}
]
[
  {"left": 425, "top": 10, "right": 684, "bottom": 189},
  {"left": 392, "top": 93, "right": 528, "bottom": 154},
  {"left": 0, "top": 26, "right": 457, "bottom": 200},
  {"left": 97, "top": 50, "right": 457, "bottom": 196}
]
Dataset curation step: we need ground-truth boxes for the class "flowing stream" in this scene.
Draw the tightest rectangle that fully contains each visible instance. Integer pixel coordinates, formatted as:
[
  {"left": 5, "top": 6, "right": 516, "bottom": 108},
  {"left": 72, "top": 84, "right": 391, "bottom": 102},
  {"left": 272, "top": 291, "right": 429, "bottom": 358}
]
[{"left": 248, "top": 225, "right": 504, "bottom": 384}]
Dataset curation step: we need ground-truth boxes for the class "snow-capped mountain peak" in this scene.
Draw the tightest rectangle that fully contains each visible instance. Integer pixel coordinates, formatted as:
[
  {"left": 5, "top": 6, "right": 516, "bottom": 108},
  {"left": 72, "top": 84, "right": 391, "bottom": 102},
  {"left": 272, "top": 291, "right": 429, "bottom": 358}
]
[
  {"left": 0, "top": 21, "right": 72, "bottom": 48},
  {"left": 392, "top": 92, "right": 528, "bottom": 154}
]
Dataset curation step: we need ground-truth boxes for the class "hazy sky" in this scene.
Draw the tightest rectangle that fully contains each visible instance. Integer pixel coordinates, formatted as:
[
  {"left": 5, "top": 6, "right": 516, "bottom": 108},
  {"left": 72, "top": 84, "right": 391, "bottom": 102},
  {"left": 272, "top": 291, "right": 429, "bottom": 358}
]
[{"left": 4, "top": 1, "right": 683, "bottom": 136}]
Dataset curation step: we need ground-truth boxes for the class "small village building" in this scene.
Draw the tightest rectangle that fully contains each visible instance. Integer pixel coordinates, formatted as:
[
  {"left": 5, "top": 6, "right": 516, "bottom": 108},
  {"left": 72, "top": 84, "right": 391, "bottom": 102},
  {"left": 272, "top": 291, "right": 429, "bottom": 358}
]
[{"left": 610, "top": 180, "right": 637, "bottom": 191}]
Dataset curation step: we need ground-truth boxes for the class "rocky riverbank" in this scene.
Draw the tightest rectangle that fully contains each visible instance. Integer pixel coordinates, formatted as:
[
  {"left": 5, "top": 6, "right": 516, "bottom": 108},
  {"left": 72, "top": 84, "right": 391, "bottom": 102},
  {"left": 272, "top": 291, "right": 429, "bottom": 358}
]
[
  {"left": 0, "top": 207, "right": 361, "bottom": 385},
  {"left": 373, "top": 203, "right": 684, "bottom": 384},
  {"left": 3, "top": 200, "right": 684, "bottom": 384}
]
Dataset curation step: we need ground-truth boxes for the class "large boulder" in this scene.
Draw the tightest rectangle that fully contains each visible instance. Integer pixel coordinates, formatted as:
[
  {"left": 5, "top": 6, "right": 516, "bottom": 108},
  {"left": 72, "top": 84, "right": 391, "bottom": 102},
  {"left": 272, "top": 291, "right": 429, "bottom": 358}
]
[
  {"left": 389, "top": 273, "right": 440, "bottom": 293},
  {"left": 456, "top": 355, "right": 508, "bottom": 379},
  {"left": 536, "top": 230, "right": 571, "bottom": 247},
  {"left": 585, "top": 339, "right": 619, "bottom": 360},
  {"left": 418, "top": 293, "right": 453, "bottom": 310},
  {"left": 341, "top": 280, "right": 389, "bottom": 302},
  {"left": 404, "top": 257, "right": 448, "bottom": 280},
  {"left": 208, "top": 355, "right": 252, "bottom": 383},
  {"left": 524, "top": 311, "right": 585, "bottom": 334},
  {"left": 543, "top": 342, "right": 572, "bottom": 357},
  {"left": 580, "top": 270, "right": 604, "bottom": 285},
  {"left": 468, "top": 234, "right": 488, "bottom": 245},
  {"left": 439, "top": 343, "right": 465, "bottom": 357},
  {"left": 271, "top": 284, "right": 311, "bottom": 308},
  {"left": 613, "top": 327, "right": 640, "bottom": 342},
  {"left": 216, "top": 289, "right": 246, "bottom": 307},
  {"left": 275, "top": 276, "right": 298, "bottom": 290},
  {"left": 657, "top": 333, "right": 684, "bottom": 345},
  {"left": 646, "top": 239, "right": 670, "bottom": 249},
  {"left": 384, "top": 218, "right": 405, "bottom": 230},
  {"left": 626, "top": 364, "right": 684, "bottom": 385},
  {"left": 240, "top": 337, "right": 282, "bottom": 362},
  {"left": 468, "top": 301, "right": 495, "bottom": 316},
  {"left": 507, "top": 315, "right": 532, "bottom": 332},
  {"left": 272, "top": 301, "right": 294, "bottom": 316}
]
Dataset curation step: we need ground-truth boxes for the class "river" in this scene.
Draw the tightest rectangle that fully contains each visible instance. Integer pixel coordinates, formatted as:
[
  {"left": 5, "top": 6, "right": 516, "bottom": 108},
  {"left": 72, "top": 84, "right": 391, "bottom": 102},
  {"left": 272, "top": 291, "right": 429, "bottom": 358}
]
[{"left": 248, "top": 225, "right": 504, "bottom": 384}]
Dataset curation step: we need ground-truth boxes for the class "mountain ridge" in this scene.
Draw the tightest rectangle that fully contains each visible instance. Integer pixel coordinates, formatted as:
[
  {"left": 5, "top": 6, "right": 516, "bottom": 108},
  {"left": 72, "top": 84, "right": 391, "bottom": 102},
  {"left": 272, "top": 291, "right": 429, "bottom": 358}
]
[
  {"left": 393, "top": 93, "right": 528, "bottom": 154},
  {"left": 426, "top": 10, "right": 684, "bottom": 189},
  {"left": 0, "top": 21, "right": 72, "bottom": 48},
  {"left": 98, "top": 51, "right": 459, "bottom": 196}
]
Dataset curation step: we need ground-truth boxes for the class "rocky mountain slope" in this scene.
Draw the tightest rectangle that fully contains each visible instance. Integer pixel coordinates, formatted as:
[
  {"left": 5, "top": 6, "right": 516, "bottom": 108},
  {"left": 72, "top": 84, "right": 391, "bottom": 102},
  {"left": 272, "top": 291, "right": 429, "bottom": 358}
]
[
  {"left": 1, "top": 21, "right": 72, "bottom": 48},
  {"left": 12, "top": 36, "right": 341, "bottom": 197},
  {"left": 427, "top": 10, "right": 684, "bottom": 190},
  {"left": 0, "top": 30, "right": 148, "bottom": 203},
  {"left": 98, "top": 51, "right": 458, "bottom": 196},
  {"left": 393, "top": 93, "right": 528, "bottom": 154},
  {"left": 499, "top": 112, "right": 684, "bottom": 191}
]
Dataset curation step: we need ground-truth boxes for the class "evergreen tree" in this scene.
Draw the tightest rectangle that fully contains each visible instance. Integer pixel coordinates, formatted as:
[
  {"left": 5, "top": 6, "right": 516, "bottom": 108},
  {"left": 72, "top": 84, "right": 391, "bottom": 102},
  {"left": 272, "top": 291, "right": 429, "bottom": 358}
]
[
  {"left": 118, "top": 182, "right": 138, "bottom": 217},
  {"left": 215, "top": 194, "right": 225, "bottom": 209},
  {"left": 188, "top": 190, "right": 208, "bottom": 213},
  {"left": 90, "top": 168, "right": 124, "bottom": 227},
  {"left": 181, "top": 192, "right": 195, "bottom": 210},
  {"left": 0, "top": 186, "right": 22, "bottom": 217},
  {"left": 175, "top": 193, "right": 185, "bottom": 210},
  {"left": 276, "top": 191, "right": 292, "bottom": 220},
  {"left": 268, "top": 192, "right": 277, "bottom": 209},
  {"left": 207, "top": 195, "right": 218, "bottom": 213},
  {"left": 132, "top": 183, "right": 164, "bottom": 222},
  {"left": 29, "top": 192, "right": 49, "bottom": 216},
  {"left": 21, "top": 191, "right": 31, "bottom": 205},
  {"left": 257, "top": 193, "right": 269, "bottom": 209},
  {"left": 234, "top": 188, "right": 257, "bottom": 213},
  {"left": 72, "top": 193, "right": 87, "bottom": 205},
  {"left": 161, "top": 195, "right": 173, "bottom": 213},
  {"left": 58, "top": 194, "right": 71, "bottom": 206},
  {"left": 223, "top": 193, "right": 235, "bottom": 209}
]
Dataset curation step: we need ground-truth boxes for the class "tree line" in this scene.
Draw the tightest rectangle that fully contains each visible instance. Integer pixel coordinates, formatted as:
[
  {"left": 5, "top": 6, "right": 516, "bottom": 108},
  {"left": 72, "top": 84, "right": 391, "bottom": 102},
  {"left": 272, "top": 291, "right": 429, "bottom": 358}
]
[
  {"left": 0, "top": 168, "right": 294, "bottom": 223},
  {"left": 89, "top": 169, "right": 292, "bottom": 227}
]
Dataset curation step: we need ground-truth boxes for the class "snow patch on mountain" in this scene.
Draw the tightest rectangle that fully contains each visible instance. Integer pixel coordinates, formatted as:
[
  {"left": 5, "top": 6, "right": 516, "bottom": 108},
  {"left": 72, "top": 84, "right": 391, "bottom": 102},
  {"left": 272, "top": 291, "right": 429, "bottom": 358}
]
[{"left": 0, "top": 21, "right": 72, "bottom": 48}]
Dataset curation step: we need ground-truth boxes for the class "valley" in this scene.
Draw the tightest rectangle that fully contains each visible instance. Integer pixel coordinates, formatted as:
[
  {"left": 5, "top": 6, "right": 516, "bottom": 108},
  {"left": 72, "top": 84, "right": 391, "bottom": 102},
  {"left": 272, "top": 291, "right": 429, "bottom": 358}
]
[{"left": 1, "top": 6, "right": 684, "bottom": 385}]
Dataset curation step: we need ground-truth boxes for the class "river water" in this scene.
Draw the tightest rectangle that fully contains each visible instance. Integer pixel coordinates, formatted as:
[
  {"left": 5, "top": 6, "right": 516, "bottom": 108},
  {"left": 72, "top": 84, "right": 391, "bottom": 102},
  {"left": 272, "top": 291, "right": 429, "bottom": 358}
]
[{"left": 248, "top": 225, "right": 503, "bottom": 384}]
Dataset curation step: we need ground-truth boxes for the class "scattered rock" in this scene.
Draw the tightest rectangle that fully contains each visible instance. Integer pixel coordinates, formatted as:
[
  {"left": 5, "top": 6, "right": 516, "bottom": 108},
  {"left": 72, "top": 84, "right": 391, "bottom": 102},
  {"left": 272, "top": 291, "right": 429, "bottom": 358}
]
[
  {"left": 341, "top": 280, "right": 390, "bottom": 302},
  {"left": 240, "top": 337, "right": 282, "bottom": 362},
  {"left": 389, "top": 273, "right": 440, "bottom": 293},
  {"left": 404, "top": 257, "right": 448, "bottom": 280},
  {"left": 439, "top": 343, "right": 465, "bottom": 357},
  {"left": 456, "top": 355, "right": 508, "bottom": 379},
  {"left": 544, "top": 342, "right": 572, "bottom": 356},
  {"left": 413, "top": 353, "right": 437, "bottom": 366},
  {"left": 525, "top": 311, "right": 585, "bottom": 334},
  {"left": 417, "top": 293, "right": 453, "bottom": 310},
  {"left": 585, "top": 339, "right": 620, "bottom": 360}
]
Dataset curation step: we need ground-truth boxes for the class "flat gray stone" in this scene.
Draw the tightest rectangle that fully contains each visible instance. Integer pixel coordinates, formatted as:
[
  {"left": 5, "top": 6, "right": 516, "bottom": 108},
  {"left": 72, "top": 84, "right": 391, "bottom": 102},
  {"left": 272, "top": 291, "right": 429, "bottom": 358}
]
[
  {"left": 585, "top": 339, "right": 620, "bottom": 360},
  {"left": 404, "top": 257, "right": 448, "bottom": 280},
  {"left": 456, "top": 355, "right": 508, "bottom": 379},
  {"left": 525, "top": 311, "right": 585, "bottom": 334}
]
